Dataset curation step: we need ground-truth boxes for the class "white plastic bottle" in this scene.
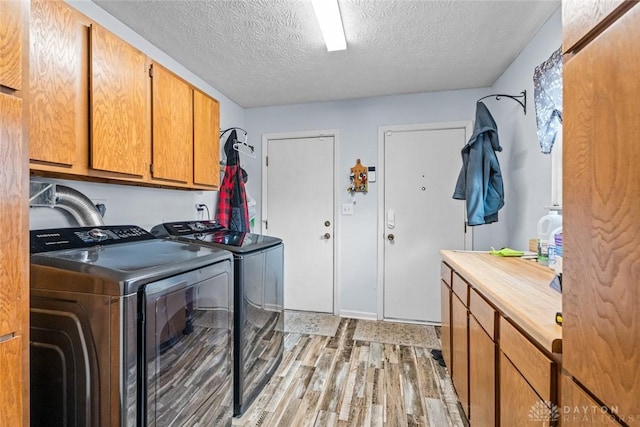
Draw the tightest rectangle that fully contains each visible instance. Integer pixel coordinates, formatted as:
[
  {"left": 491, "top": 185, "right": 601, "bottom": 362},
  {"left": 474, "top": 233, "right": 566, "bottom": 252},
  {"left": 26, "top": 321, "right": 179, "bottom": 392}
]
[
  {"left": 548, "top": 226, "right": 563, "bottom": 268},
  {"left": 537, "top": 212, "right": 563, "bottom": 266}
]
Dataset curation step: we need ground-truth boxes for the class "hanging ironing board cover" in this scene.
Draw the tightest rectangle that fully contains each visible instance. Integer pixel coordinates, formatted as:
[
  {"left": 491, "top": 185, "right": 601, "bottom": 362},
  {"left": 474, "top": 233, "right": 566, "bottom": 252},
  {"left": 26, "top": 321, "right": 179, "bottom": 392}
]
[
  {"left": 215, "top": 130, "right": 250, "bottom": 232},
  {"left": 533, "top": 48, "right": 563, "bottom": 154}
]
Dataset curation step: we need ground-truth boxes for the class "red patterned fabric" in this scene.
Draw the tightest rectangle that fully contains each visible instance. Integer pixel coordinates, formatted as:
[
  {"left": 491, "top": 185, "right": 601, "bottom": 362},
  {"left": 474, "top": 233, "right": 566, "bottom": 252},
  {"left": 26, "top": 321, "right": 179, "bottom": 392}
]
[{"left": 215, "top": 129, "right": 250, "bottom": 232}]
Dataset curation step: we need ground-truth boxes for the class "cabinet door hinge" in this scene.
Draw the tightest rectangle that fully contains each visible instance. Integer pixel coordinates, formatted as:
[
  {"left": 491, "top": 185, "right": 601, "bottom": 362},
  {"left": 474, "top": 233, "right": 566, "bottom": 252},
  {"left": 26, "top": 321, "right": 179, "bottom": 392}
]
[
  {"left": 150, "top": 164, "right": 154, "bottom": 174},
  {"left": 149, "top": 64, "right": 154, "bottom": 78}
]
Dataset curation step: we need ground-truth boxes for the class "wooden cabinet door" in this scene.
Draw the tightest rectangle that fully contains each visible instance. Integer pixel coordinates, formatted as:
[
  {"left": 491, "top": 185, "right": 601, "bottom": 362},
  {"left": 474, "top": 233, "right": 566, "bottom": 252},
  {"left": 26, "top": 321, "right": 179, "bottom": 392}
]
[
  {"left": 0, "top": 93, "right": 26, "bottom": 338},
  {"left": 151, "top": 64, "right": 192, "bottom": 183},
  {"left": 561, "top": 374, "right": 621, "bottom": 426},
  {"left": 30, "top": 0, "right": 88, "bottom": 167},
  {"left": 563, "top": 5, "right": 640, "bottom": 421},
  {"left": 469, "top": 315, "right": 496, "bottom": 426},
  {"left": 0, "top": 336, "right": 23, "bottom": 426},
  {"left": 440, "top": 281, "right": 452, "bottom": 371},
  {"left": 193, "top": 89, "right": 220, "bottom": 187},
  {"left": 562, "top": 0, "right": 628, "bottom": 53},
  {"left": 90, "top": 24, "right": 148, "bottom": 176},
  {"left": 500, "top": 353, "right": 555, "bottom": 427},
  {"left": 0, "top": 0, "right": 23, "bottom": 91},
  {"left": 451, "top": 294, "right": 468, "bottom": 417}
]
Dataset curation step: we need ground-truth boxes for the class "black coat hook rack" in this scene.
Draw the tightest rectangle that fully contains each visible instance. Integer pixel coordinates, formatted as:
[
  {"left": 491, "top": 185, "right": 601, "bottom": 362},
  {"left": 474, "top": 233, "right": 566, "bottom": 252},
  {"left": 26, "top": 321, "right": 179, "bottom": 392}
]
[{"left": 477, "top": 90, "right": 527, "bottom": 115}]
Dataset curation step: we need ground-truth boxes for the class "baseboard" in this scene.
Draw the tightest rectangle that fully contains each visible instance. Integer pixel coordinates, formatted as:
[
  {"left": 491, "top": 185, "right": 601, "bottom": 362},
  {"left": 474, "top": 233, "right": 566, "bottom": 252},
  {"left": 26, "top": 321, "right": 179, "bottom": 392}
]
[{"left": 339, "top": 310, "right": 377, "bottom": 321}]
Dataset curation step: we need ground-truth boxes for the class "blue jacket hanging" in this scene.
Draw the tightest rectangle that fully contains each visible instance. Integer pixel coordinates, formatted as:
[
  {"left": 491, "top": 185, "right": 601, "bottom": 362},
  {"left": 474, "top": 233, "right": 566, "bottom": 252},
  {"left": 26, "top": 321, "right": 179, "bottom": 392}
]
[{"left": 453, "top": 101, "right": 504, "bottom": 226}]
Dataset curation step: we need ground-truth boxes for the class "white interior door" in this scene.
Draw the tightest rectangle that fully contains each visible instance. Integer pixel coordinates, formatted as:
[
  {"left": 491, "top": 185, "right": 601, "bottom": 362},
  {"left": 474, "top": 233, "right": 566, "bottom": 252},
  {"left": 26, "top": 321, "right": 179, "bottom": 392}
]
[
  {"left": 264, "top": 135, "right": 334, "bottom": 313},
  {"left": 383, "top": 124, "right": 470, "bottom": 323}
]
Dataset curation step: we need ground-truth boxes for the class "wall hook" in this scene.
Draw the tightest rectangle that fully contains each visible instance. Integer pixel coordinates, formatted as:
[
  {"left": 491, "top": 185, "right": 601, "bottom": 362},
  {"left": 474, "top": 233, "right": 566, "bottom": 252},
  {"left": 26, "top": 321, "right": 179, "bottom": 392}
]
[{"left": 477, "top": 90, "right": 527, "bottom": 114}]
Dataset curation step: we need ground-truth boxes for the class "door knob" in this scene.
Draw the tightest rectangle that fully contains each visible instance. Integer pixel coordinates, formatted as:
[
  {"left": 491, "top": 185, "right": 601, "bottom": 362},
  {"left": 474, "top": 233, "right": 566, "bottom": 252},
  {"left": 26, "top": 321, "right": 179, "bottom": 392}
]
[
  {"left": 325, "top": 221, "right": 331, "bottom": 227},
  {"left": 324, "top": 233, "right": 331, "bottom": 239},
  {"left": 387, "top": 234, "right": 395, "bottom": 241}
]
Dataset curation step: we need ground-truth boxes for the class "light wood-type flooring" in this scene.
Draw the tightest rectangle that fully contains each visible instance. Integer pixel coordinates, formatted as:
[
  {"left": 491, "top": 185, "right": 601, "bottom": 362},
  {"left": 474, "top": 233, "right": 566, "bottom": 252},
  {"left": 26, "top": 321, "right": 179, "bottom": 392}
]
[{"left": 235, "top": 317, "right": 467, "bottom": 426}]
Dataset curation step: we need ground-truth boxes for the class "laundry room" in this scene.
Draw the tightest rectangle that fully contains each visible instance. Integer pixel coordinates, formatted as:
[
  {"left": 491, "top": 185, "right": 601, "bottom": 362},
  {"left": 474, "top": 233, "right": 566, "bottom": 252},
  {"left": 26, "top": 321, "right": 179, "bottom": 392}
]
[{"left": 4, "top": 0, "right": 640, "bottom": 426}]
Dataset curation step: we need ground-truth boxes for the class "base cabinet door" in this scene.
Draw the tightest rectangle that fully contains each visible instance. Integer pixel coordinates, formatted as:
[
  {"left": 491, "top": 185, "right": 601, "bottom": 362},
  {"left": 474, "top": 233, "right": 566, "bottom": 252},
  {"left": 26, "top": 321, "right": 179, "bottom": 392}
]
[
  {"left": 0, "top": 336, "right": 23, "bottom": 425},
  {"left": 500, "top": 353, "right": 554, "bottom": 427},
  {"left": 560, "top": 374, "right": 622, "bottom": 426},
  {"left": 469, "top": 315, "right": 495, "bottom": 426},
  {"left": 440, "top": 280, "right": 452, "bottom": 370},
  {"left": 451, "top": 293, "right": 468, "bottom": 417}
]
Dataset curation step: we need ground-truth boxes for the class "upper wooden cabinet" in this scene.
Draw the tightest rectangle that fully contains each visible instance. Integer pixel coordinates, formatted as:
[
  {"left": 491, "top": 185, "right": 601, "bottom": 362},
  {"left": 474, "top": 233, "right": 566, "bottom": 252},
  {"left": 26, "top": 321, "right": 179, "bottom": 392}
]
[
  {"left": 90, "top": 24, "right": 149, "bottom": 177},
  {"left": 0, "top": 93, "right": 25, "bottom": 338},
  {"left": 151, "top": 64, "right": 193, "bottom": 184},
  {"left": 563, "top": 3, "right": 640, "bottom": 422},
  {"left": 193, "top": 89, "right": 220, "bottom": 188},
  {"left": 27, "top": 3, "right": 220, "bottom": 190},
  {"left": 562, "top": 0, "right": 629, "bottom": 53},
  {"left": 0, "top": 0, "right": 23, "bottom": 91},
  {"left": 29, "top": 0, "right": 88, "bottom": 167}
]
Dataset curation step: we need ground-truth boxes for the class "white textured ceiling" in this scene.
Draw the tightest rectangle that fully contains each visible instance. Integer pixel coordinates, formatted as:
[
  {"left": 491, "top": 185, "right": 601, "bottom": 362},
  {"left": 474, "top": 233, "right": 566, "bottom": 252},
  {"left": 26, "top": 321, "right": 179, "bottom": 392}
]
[{"left": 91, "top": 0, "right": 560, "bottom": 108}]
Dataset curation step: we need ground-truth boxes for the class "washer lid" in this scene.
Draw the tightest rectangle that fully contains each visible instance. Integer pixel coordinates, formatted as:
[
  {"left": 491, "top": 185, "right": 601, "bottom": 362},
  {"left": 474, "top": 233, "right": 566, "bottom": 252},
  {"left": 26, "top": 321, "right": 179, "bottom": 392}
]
[{"left": 31, "top": 238, "right": 232, "bottom": 294}]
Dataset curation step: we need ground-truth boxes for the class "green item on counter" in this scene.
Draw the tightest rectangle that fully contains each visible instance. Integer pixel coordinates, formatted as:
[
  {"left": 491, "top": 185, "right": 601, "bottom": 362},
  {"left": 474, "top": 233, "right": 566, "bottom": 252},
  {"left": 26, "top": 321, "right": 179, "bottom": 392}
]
[{"left": 489, "top": 247, "right": 525, "bottom": 257}]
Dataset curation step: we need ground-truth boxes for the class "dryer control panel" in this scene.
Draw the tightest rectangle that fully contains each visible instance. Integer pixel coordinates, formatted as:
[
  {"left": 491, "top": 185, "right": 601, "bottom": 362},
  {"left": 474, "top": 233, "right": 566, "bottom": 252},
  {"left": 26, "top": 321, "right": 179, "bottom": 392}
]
[{"left": 151, "top": 221, "right": 223, "bottom": 237}]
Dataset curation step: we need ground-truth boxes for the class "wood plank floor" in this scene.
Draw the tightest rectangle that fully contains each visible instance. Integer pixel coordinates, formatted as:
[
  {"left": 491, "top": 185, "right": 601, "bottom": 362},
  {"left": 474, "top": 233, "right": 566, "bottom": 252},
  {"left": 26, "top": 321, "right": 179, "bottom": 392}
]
[{"left": 235, "top": 318, "right": 467, "bottom": 427}]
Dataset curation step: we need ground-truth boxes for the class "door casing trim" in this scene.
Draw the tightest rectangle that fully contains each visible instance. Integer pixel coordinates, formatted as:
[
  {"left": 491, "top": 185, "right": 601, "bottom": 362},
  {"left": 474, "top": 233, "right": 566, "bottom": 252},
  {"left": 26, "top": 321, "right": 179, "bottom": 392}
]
[
  {"left": 376, "top": 121, "right": 473, "bottom": 322},
  {"left": 262, "top": 129, "right": 340, "bottom": 315}
]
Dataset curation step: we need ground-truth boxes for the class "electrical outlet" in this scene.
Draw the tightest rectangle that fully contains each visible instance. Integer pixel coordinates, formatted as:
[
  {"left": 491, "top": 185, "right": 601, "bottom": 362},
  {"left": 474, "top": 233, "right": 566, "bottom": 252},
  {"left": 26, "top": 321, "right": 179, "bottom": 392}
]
[{"left": 342, "top": 203, "right": 354, "bottom": 215}]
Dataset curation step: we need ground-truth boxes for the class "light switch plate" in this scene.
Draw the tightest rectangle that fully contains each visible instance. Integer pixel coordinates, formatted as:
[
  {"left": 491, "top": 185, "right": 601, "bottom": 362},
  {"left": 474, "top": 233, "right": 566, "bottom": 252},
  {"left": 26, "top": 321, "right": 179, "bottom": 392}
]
[{"left": 342, "top": 203, "right": 354, "bottom": 215}]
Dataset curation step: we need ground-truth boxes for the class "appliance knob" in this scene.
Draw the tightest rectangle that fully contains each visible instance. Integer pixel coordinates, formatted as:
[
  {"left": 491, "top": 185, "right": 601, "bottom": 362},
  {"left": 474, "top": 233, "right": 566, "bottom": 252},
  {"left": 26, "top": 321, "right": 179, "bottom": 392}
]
[{"left": 88, "top": 228, "right": 109, "bottom": 242}]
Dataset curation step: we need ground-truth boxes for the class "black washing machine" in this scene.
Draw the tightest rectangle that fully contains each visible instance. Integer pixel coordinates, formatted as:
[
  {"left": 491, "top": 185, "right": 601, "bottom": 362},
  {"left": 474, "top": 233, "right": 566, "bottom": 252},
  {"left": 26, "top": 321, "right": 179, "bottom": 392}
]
[
  {"left": 151, "top": 220, "right": 284, "bottom": 417},
  {"left": 29, "top": 225, "right": 234, "bottom": 426}
]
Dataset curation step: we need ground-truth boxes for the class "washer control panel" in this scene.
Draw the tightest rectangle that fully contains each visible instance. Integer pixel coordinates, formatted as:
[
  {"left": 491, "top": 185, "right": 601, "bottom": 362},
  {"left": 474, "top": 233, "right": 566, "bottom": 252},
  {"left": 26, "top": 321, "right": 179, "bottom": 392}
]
[{"left": 30, "top": 225, "right": 155, "bottom": 253}]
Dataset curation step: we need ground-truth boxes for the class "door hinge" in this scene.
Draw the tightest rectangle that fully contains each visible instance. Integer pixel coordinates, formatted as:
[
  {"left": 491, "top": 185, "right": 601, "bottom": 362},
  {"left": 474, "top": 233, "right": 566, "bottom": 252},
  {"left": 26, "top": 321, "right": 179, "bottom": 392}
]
[
  {"left": 264, "top": 220, "right": 268, "bottom": 229},
  {"left": 266, "top": 156, "right": 268, "bottom": 167},
  {"left": 464, "top": 221, "right": 467, "bottom": 233}
]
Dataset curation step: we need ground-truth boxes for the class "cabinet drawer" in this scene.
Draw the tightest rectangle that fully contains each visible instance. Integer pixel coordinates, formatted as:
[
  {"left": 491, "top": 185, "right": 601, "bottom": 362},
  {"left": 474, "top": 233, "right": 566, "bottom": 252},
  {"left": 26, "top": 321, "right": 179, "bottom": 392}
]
[
  {"left": 500, "top": 317, "right": 555, "bottom": 401},
  {"left": 452, "top": 272, "right": 468, "bottom": 305},
  {"left": 441, "top": 262, "right": 452, "bottom": 286},
  {"left": 470, "top": 289, "right": 496, "bottom": 339}
]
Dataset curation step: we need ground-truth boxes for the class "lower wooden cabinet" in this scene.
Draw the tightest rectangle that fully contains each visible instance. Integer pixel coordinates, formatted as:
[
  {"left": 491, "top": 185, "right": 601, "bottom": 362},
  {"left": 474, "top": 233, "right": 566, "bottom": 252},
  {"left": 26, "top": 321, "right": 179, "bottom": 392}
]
[
  {"left": 440, "top": 280, "right": 452, "bottom": 370},
  {"left": 469, "top": 313, "right": 496, "bottom": 426},
  {"left": 451, "top": 284, "right": 469, "bottom": 417},
  {"left": 440, "top": 254, "right": 562, "bottom": 427},
  {"left": 561, "top": 374, "right": 622, "bottom": 426},
  {"left": 501, "top": 352, "right": 554, "bottom": 427},
  {"left": 0, "top": 336, "right": 23, "bottom": 426}
]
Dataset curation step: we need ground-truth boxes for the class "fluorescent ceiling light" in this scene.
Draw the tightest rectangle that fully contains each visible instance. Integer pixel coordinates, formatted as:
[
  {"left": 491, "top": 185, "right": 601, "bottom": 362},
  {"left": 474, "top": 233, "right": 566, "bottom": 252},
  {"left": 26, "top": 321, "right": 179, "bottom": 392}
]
[{"left": 311, "top": 0, "right": 347, "bottom": 52}]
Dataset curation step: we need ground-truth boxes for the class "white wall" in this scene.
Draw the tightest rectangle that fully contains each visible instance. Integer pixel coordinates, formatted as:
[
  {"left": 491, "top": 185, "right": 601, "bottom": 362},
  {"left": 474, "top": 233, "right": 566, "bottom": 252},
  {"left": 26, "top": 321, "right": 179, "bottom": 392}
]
[
  {"left": 30, "top": 0, "right": 246, "bottom": 231},
  {"left": 246, "top": 88, "right": 491, "bottom": 318},
  {"left": 245, "top": 6, "right": 562, "bottom": 318},
  {"left": 482, "top": 7, "right": 563, "bottom": 250}
]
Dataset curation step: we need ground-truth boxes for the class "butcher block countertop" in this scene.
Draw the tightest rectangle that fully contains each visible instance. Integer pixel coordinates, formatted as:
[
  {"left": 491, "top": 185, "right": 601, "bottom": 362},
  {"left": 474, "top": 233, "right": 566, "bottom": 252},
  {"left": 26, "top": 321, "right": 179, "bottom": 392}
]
[{"left": 441, "top": 250, "right": 562, "bottom": 355}]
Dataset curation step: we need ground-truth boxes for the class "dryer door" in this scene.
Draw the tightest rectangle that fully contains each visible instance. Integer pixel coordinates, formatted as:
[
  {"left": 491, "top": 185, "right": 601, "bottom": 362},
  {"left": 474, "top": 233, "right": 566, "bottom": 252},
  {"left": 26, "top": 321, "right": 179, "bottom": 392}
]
[{"left": 140, "top": 260, "right": 233, "bottom": 426}]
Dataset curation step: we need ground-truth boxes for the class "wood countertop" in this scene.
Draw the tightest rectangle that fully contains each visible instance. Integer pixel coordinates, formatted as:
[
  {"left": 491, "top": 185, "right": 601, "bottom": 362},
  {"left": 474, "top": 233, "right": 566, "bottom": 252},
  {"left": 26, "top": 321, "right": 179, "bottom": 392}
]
[{"left": 440, "top": 250, "right": 562, "bottom": 355}]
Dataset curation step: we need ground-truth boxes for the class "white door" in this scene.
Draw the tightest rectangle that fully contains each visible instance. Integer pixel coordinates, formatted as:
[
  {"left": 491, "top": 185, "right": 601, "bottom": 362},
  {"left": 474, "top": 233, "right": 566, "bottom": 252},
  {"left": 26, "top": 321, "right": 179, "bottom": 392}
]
[
  {"left": 264, "top": 135, "right": 335, "bottom": 313},
  {"left": 382, "top": 124, "right": 470, "bottom": 323}
]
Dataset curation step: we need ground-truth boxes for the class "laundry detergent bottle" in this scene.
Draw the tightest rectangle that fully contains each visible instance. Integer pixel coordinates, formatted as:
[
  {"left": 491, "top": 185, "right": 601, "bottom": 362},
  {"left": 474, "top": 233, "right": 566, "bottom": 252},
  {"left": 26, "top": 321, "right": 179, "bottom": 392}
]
[{"left": 537, "top": 211, "right": 562, "bottom": 266}]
